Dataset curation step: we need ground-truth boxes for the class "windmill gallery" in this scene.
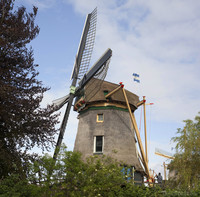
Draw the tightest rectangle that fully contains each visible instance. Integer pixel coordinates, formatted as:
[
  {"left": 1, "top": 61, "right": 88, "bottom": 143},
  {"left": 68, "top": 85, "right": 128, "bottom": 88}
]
[{"left": 53, "top": 8, "right": 155, "bottom": 185}]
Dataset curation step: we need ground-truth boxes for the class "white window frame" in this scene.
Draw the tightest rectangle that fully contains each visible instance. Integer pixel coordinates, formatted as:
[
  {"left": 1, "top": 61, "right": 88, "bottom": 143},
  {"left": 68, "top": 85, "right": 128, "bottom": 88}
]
[{"left": 93, "top": 136, "right": 104, "bottom": 153}]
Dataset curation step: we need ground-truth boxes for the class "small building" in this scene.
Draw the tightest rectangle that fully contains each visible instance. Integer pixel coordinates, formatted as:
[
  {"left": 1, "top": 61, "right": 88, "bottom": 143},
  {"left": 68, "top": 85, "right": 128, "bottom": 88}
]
[{"left": 73, "top": 78, "right": 145, "bottom": 184}]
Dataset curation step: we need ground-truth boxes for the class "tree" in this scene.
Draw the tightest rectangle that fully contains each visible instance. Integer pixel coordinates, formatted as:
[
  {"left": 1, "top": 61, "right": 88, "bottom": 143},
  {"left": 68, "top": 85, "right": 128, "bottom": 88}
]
[
  {"left": 0, "top": 146, "right": 170, "bottom": 197},
  {"left": 170, "top": 112, "right": 200, "bottom": 189},
  {"left": 0, "top": 0, "right": 59, "bottom": 178},
  {"left": 14, "top": 146, "right": 136, "bottom": 197}
]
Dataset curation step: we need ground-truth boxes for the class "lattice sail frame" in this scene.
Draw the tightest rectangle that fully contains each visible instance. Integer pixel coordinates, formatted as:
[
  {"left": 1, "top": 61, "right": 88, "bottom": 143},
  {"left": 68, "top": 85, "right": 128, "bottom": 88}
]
[
  {"left": 78, "top": 8, "right": 97, "bottom": 81},
  {"left": 84, "top": 57, "right": 111, "bottom": 102}
]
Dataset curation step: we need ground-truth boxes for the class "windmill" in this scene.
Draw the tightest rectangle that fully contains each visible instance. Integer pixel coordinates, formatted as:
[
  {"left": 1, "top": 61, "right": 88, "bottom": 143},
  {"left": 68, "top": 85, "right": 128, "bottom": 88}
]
[
  {"left": 53, "top": 8, "right": 112, "bottom": 160},
  {"left": 73, "top": 79, "right": 151, "bottom": 184}
]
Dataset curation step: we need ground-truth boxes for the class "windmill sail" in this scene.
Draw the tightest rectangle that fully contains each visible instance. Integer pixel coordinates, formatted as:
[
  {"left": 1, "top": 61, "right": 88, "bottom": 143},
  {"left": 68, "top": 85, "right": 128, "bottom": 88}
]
[
  {"left": 52, "top": 94, "right": 69, "bottom": 110},
  {"left": 78, "top": 8, "right": 97, "bottom": 80},
  {"left": 77, "top": 49, "right": 112, "bottom": 103},
  {"left": 71, "top": 8, "right": 97, "bottom": 81},
  {"left": 74, "top": 48, "right": 112, "bottom": 108},
  {"left": 77, "top": 48, "right": 112, "bottom": 90},
  {"left": 53, "top": 8, "right": 97, "bottom": 160}
]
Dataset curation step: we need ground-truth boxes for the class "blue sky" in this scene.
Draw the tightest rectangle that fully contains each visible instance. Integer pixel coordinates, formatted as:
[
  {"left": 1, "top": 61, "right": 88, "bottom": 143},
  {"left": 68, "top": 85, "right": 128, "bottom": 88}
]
[{"left": 16, "top": 0, "right": 200, "bottom": 177}]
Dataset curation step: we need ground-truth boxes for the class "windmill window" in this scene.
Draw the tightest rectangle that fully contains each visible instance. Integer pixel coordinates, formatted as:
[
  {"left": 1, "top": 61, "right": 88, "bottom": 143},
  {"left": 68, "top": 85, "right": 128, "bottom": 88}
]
[
  {"left": 94, "top": 136, "right": 104, "bottom": 153},
  {"left": 97, "top": 114, "right": 104, "bottom": 122}
]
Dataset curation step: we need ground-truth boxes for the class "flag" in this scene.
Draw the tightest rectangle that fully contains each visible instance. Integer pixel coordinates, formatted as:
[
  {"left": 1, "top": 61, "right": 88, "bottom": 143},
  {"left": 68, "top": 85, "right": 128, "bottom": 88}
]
[{"left": 133, "top": 73, "right": 140, "bottom": 83}]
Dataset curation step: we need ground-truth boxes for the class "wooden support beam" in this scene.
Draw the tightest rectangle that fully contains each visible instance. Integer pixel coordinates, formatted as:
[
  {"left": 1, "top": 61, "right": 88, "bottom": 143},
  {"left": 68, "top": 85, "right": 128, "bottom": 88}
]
[
  {"left": 143, "top": 96, "right": 148, "bottom": 163},
  {"left": 137, "top": 152, "right": 146, "bottom": 171},
  {"left": 121, "top": 87, "right": 150, "bottom": 177},
  {"left": 105, "top": 85, "right": 122, "bottom": 99},
  {"left": 163, "top": 162, "right": 167, "bottom": 181},
  {"left": 155, "top": 152, "right": 175, "bottom": 160},
  {"left": 137, "top": 100, "right": 145, "bottom": 107}
]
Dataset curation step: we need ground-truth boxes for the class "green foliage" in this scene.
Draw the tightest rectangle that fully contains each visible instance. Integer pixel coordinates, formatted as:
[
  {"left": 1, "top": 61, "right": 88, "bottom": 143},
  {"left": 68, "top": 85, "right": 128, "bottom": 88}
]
[
  {"left": 0, "top": 0, "right": 59, "bottom": 178},
  {"left": 1, "top": 145, "right": 200, "bottom": 196},
  {"left": 28, "top": 146, "right": 130, "bottom": 196},
  {"left": 170, "top": 112, "right": 200, "bottom": 189},
  {"left": 0, "top": 173, "right": 41, "bottom": 197}
]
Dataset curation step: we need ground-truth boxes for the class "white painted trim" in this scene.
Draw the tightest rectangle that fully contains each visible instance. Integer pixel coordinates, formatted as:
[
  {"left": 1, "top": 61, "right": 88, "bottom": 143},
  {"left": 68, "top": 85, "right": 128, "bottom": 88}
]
[
  {"left": 93, "top": 136, "right": 96, "bottom": 153},
  {"left": 93, "top": 136, "right": 104, "bottom": 153}
]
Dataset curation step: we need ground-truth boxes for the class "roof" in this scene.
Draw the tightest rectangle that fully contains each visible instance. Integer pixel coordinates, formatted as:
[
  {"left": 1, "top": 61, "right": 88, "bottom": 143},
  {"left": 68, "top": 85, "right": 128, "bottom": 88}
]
[{"left": 78, "top": 78, "right": 139, "bottom": 110}]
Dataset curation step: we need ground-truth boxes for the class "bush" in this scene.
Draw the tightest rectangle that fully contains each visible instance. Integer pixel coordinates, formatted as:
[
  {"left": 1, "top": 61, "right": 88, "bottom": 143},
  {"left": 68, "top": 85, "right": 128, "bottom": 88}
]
[{"left": 1, "top": 146, "right": 200, "bottom": 196}]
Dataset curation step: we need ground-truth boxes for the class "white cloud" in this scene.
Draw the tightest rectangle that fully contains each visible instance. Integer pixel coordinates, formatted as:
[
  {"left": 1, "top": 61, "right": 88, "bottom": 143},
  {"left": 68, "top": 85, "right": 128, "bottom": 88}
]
[
  {"left": 91, "top": 0, "right": 200, "bottom": 123},
  {"left": 62, "top": 0, "right": 99, "bottom": 15}
]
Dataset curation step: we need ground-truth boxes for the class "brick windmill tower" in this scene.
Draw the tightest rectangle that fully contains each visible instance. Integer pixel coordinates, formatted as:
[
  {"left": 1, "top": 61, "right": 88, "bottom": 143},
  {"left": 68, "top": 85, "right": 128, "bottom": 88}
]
[{"left": 73, "top": 78, "right": 149, "bottom": 184}]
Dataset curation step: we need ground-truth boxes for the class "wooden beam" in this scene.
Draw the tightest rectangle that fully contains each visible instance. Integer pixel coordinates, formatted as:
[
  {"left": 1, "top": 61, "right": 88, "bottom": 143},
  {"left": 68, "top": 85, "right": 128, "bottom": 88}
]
[
  {"left": 163, "top": 162, "right": 167, "bottom": 180},
  {"left": 121, "top": 87, "right": 150, "bottom": 177},
  {"left": 155, "top": 152, "right": 175, "bottom": 160},
  {"left": 105, "top": 85, "right": 122, "bottom": 99},
  {"left": 143, "top": 96, "right": 148, "bottom": 163},
  {"left": 137, "top": 100, "right": 145, "bottom": 107},
  {"left": 138, "top": 152, "right": 146, "bottom": 170}
]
